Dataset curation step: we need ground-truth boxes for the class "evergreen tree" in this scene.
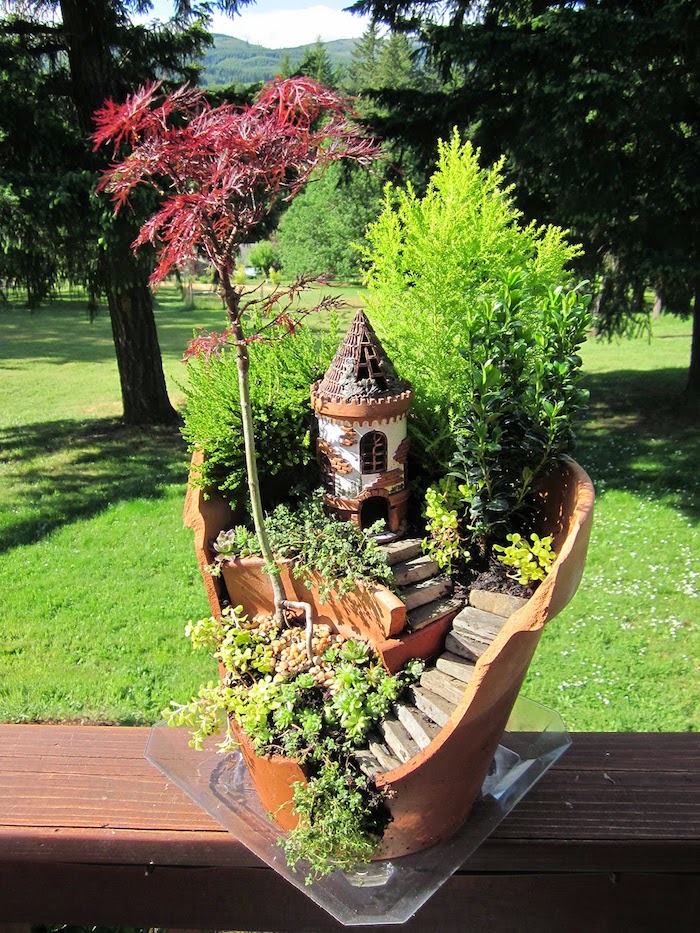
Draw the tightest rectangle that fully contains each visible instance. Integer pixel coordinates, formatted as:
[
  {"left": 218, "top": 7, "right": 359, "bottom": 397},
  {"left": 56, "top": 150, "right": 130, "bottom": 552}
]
[
  {"left": 349, "top": 0, "right": 700, "bottom": 401},
  {"left": 345, "top": 22, "right": 382, "bottom": 93},
  {"left": 277, "top": 164, "right": 383, "bottom": 281},
  {"left": 295, "top": 38, "right": 339, "bottom": 87},
  {"left": 0, "top": 1, "right": 252, "bottom": 424}
]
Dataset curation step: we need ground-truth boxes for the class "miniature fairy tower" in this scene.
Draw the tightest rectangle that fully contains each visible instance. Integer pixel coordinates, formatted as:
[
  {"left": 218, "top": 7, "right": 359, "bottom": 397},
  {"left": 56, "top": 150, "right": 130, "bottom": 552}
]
[{"left": 311, "top": 310, "right": 413, "bottom": 539}]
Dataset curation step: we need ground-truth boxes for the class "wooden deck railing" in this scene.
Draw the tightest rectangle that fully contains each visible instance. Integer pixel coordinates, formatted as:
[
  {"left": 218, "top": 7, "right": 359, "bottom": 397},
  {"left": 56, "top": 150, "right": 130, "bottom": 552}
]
[{"left": 1, "top": 725, "right": 698, "bottom": 931}]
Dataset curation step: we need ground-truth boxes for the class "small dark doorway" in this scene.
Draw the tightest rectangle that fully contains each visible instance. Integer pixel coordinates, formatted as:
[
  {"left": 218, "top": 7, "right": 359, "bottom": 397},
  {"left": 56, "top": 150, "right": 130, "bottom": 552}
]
[{"left": 360, "top": 496, "right": 389, "bottom": 531}]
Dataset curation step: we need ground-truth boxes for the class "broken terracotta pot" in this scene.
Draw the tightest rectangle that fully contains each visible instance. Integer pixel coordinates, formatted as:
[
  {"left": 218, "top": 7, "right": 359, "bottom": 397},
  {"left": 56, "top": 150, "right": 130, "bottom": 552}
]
[{"left": 184, "top": 453, "right": 594, "bottom": 859}]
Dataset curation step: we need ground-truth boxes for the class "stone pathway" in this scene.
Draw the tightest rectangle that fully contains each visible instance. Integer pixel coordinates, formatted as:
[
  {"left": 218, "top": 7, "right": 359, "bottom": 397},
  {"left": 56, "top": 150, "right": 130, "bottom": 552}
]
[{"left": 353, "top": 549, "right": 529, "bottom": 776}]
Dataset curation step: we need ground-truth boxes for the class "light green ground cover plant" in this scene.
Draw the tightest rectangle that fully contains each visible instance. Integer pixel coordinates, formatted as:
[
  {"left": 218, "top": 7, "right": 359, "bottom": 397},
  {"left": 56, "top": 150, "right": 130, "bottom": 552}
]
[
  {"left": 0, "top": 286, "right": 697, "bottom": 730},
  {"left": 165, "top": 606, "right": 422, "bottom": 880},
  {"left": 493, "top": 533, "right": 556, "bottom": 585}
]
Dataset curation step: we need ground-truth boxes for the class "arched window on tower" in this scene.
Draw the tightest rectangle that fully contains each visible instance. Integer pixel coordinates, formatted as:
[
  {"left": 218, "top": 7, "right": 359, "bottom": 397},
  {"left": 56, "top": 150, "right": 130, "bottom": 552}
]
[{"left": 360, "top": 431, "right": 387, "bottom": 474}]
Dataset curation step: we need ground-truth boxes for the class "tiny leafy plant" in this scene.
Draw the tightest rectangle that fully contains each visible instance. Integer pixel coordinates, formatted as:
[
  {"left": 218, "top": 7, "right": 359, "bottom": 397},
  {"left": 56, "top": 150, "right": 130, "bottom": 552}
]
[
  {"left": 422, "top": 477, "right": 470, "bottom": 574},
  {"left": 182, "top": 318, "right": 339, "bottom": 509},
  {"left": 208, "top": 492, "right": 396, "bottom": 601},
  {"left": 165, "top": 606, "right": 423, "bottom": 881},
  {"left": 493, "top": 533, "right": 556, "bottom": 585}
]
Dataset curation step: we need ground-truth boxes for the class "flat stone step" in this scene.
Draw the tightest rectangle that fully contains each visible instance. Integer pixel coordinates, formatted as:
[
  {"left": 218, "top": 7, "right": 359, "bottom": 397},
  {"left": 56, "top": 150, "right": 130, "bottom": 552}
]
[
  {"left": 470, "top": 589, "right": 529, "bottom": 618},
  {"left": 392, "top": 554, "right": 440, "bottom": 587},
  {"left": 445, "top": 629, "right": 492, "bottom": 662},
  {"left": 453, "top": 606, "right": 506, "bottom": 640},
  {"left": 353, "top": 748, "right": 384, "bottom": 780},
  {"left": 407, "top": 596, "right": 463, "bottom": 632},
  {"left": 420, "top": 667, "right": 465, "bottom": 706},
  {"left": 436, "top": 651, "right": 477, "bottom": 684},
  {"left": 379, "top": 715, "right": 421, "bottom": 764},
  {"left": 401, "top": 574, "right": 452, "bottom": 612},
  {"left": 368, "top": 735, "right": 402, "bottom": 773},
  {"left": 395, "top": 702, "right": 442, "bottom": 749},
  {"left": 380, "top": 537, "right": 423, "bottom": 567},
  {"left": 410, "top": 685, "right": 456, "bottom": 727}
]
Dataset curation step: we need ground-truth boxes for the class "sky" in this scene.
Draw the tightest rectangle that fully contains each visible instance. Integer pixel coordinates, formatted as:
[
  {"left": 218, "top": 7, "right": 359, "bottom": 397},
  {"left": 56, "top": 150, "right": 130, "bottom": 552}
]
[{"left": 143, "top": 1, "right": 372, "bottom": 49}]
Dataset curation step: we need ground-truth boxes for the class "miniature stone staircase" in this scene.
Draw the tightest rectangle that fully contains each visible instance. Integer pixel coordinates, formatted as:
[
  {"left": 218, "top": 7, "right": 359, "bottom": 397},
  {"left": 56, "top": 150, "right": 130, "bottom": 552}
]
[
  {"left": 380, "top": 537, "right": 463, "bottom": 632},
  {"left": 353, "top": 583, "right": 529, "bottom": 777}
]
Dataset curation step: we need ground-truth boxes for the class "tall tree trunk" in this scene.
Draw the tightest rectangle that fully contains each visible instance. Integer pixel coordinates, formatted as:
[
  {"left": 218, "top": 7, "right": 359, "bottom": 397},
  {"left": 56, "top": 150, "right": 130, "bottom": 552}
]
[
  {"left": 685, "top": 278, "right": 700, "bottom": 405},
  {"left": 60, "top": 0, "right": 178, "bottom": 425},
  {"left": 103, "top": 254, "right": 179, "bottom": 425}
]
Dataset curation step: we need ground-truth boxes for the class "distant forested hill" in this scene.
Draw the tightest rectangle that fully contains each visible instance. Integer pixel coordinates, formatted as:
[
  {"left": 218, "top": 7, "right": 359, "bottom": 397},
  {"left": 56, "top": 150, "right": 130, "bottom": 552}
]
[{"left": 199, "top": 34, "right": 357, "bottom": 87}]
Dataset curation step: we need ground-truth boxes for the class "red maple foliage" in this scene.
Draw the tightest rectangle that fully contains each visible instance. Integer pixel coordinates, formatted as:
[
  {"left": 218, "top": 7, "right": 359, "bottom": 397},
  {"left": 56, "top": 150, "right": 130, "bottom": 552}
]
[
  {"left": 93, "top": 77, "right": 378, "bottom": 303},
  {"left": 93, "top": 78, "right": 379, "bottom": 617}
]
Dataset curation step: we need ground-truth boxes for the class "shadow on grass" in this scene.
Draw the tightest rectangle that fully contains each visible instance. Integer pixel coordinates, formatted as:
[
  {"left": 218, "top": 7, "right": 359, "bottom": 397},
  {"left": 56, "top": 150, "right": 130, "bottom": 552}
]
[
  {"left": 0, "top": 418, "right": 188, "bottom": 552},
  {"left": 576, "top": 367, "right": 700, "bottom": 522}
]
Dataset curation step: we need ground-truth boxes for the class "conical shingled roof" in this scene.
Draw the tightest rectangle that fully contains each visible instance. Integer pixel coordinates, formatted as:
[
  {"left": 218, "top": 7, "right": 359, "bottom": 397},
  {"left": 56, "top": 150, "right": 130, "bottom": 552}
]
[{"left": 316, "top": 310, "right": 405, "bottom": 402}]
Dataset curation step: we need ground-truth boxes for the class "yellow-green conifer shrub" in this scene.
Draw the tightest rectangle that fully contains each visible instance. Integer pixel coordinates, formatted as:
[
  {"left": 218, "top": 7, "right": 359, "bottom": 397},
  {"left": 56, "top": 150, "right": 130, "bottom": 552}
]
[{"left": 362, "top": 132, "right": 590, "bottom": 539}]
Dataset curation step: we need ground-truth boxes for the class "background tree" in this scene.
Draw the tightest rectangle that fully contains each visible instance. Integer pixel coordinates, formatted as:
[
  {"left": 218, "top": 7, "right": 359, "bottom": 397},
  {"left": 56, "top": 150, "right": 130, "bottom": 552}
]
[
  {"left": 294, "top": 38, "right": 340, "bottom": 87},
  {"left": 349, "top": 0, "right": 700, "bottom": 402},
  {"left": 95, "top": 77, "right": 377, "bottom": 618},
  {"left": 277, "top": 163, "right": 383, "bottom": 281},
  {"left": 0, "top": 1, "right": 253, "bottom": 424}
]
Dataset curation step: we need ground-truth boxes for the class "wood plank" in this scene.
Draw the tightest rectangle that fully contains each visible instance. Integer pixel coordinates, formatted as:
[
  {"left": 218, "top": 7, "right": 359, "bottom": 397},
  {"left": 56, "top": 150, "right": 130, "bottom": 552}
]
[
  {"left": 551, "top": 732, "right": 700, "bottom": 772},
  {"left": 0, "top": 726, "right": 698, "bottom": 884},
  {"left": 0, "top": 862, "right": 698, "bottom": 932}
]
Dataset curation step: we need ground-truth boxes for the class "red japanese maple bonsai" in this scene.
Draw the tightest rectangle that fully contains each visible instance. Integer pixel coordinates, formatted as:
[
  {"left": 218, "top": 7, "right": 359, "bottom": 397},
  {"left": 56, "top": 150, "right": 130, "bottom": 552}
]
[{"left": 93, "top": 78, "right": 378, "bottom": 620}]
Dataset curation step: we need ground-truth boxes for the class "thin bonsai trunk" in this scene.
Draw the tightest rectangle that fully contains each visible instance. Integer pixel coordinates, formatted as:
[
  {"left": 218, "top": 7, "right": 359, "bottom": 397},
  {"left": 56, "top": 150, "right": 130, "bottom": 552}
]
[{"left": 222, "top": 272, "right": 288, "bottom": 620}]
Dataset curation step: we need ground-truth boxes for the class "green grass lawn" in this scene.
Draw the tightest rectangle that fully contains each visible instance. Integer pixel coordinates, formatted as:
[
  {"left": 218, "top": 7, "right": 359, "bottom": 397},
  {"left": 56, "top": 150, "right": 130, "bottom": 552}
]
[{"left": 0, "top": 285, "right": 697, "bottom": 729}]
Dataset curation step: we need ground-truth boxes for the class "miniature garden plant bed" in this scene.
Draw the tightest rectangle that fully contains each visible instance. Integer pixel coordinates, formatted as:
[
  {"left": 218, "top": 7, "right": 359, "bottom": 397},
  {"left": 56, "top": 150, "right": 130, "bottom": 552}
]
[
  {"left": 95, "top": 84, "right": 594, "bottom": 884},
  {"left": 179, "top": 448, "right": 593, "bottom": 880}
]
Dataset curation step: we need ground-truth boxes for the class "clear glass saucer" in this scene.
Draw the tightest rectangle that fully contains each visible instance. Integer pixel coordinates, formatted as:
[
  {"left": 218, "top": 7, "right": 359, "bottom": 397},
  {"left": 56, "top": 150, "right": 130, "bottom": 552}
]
[{"left": 146, "top": 695, "right": 570, "bottom": 926}]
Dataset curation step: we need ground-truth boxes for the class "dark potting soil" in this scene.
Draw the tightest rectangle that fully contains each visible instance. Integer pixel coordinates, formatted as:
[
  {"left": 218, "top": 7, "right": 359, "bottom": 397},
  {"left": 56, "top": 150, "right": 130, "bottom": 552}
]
[{"left": 455, "top": 556, "right": 537, "bottom": 602}]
